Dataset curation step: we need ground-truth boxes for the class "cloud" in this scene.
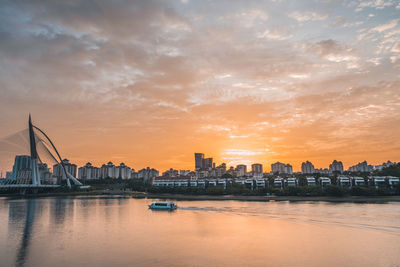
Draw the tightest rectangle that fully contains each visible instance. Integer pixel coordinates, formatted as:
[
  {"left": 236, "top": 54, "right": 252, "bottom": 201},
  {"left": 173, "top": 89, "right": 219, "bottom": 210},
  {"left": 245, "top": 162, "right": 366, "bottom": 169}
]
[
  {"left": 0, "top": 0, "right": 399, "bottom": 171},
  {"left": 288, "top": 11, "right": 328, "bottom": 22}
]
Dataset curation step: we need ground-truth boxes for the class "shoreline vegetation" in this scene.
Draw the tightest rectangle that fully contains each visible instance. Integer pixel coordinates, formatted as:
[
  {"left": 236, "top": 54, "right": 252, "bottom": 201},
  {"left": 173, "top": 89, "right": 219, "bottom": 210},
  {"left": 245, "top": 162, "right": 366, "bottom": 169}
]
[{"left": 1, "top": 190, "right": 400, "bottom": 203}]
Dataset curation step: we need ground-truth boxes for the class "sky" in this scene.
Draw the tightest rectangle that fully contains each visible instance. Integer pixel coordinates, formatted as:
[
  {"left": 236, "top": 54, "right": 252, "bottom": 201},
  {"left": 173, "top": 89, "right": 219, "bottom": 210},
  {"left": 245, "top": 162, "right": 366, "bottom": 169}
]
[{"left": 0, "top": 0, "right": 400, "bottom": 173}]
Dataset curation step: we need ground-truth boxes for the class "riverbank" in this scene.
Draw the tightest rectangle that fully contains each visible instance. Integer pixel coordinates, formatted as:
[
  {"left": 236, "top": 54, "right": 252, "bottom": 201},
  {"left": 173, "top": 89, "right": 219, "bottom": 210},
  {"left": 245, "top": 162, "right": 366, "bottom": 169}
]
[
  {"left": 143, "top": 193, "right": 400, "bottom": 203},
  {"left": 2, "top": 190, "right": 400, "bottom": 203}
]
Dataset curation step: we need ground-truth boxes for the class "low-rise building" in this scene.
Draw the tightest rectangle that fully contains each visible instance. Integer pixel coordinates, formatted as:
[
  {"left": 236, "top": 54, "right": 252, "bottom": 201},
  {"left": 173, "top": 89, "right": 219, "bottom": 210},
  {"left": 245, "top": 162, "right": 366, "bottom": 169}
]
[
  {"left": 370, "top": 176, "right": 386, "bottom": 187},
  {"left": 338, "top": 176, "right": 351, "bottom": 187},
  {"left": 352, "top": 177, "right": 365, "bottom": 186},
  {"left": 274, "top": 177, "right": 284, "bottom": 188},
  {"left": 286, "top": 177, "right": 298, "bottom": 187},
  {"left": 306, "top": 177, "right": 316, "bottom": 186},
  {"left": 319, "top": 177, "right": 331, "bottom": 187}
]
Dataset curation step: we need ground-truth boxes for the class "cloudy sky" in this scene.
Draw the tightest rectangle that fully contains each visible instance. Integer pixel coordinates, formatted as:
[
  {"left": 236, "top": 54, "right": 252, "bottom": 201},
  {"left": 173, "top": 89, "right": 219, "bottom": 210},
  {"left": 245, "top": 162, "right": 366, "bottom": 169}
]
[{"left": 0, "top": 0, "right": 400, "bottom": 172}]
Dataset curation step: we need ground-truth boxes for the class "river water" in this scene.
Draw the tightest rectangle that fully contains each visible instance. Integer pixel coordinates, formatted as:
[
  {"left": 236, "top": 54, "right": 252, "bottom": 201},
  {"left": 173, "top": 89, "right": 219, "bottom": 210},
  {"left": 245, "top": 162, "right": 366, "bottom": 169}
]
[{"left": 0, "top": 197, "right": 399, "bottom": 267}]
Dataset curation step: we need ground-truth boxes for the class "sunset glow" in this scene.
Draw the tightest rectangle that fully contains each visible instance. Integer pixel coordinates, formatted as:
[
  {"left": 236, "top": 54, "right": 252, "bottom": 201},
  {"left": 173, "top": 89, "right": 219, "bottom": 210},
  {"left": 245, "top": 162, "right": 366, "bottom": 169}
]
[{"left": 1, "top": 0, "right": 399, "bottom": 172}]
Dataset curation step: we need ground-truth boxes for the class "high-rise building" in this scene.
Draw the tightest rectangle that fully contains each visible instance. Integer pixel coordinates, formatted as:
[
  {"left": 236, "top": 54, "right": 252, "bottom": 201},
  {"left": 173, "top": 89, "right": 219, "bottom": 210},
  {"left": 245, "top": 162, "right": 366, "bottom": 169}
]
[
  {"left": 301, "top": 161, "right": 315, "bottom": 174},
  {"left": 11, "top": 155, "right": 31, "bottom": 180},
  {"left": 52, "top": 159, "right": 77, "bottom": 183},
  {"left": 348, "top": 161, "right": 373, "bottom": 172},
  {"left": 138, "top": 167, "right": 159, "bottom": 182},
  {"left": 216, "top": 163, "right": 227, "bottom": 177},
  {"left": 329, "top": 160, "right": 344, "bottom": 173},
  {"left": 236, "top": 164, "right": 247, "bottom": 177},
  {"left": 271, "top": 162, "right": 293, "bottom": 174},
  {"left": 116, "top": 163, "right": 131, "bottom": 179},
  {"left": 194, "top": 153, "right": 204, "bottom": 170},
  {"left": 374, "top": 160, "right": 396, "bottom": 171},
  {"left": 100, "top": 161, "right": 116, "bottom": 178},
  {"left": 78, "top": 162, "right": 101, "bottom": 180},
  {"left": 203, "top": 158, "right": 213, "bottom": 170},
  {"left": 251, "top": 163, "right": 263, "bottom": 178}
]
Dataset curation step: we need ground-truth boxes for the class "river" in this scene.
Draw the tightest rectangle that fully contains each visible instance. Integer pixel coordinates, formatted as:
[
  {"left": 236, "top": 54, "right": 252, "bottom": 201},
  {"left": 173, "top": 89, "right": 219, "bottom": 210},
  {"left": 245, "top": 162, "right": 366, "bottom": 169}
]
[{"left": 0, "top": 197, "right": 399, "bottom": 267}]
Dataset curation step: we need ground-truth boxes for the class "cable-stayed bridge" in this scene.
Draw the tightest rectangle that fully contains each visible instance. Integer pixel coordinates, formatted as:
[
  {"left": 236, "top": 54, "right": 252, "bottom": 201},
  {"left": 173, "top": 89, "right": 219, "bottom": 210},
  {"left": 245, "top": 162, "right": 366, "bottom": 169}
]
[{"left": 0, "top": 115, "right": 84, "bottom": 192}]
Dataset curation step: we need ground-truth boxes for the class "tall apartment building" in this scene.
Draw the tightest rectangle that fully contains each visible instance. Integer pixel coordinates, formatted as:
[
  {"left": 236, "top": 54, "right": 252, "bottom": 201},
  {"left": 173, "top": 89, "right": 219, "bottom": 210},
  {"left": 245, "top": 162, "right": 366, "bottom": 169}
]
[
  {"left": 271, "top": 162, "right": 293, "bottom": 174},
  {"left": 251, "top": 163, "right": 263, "bottom": 178},
  {"left": 329, "top": 160, "right": 344, "bottom": 173},
  {"left": 78, "top": 162, "right": 101, "bottom": 180},
  {"left": 203, "top": 158, "right": 213, "bottom": 169},
  {"left": 348, "top": 161, "right": 373, "bottom": 172},
  {"left": 216, "top": 163, "right": 227, "bottom": 177},
  {"left": 194, "top": 153, "right": 204, "bottom": 170},
  {"left": 100, "top": 162, "right": 116, "bottom": 178},
  {"left": 301, "top": 161, "right": 315, "bottom": 174},
  {"left": 52, "top": 159, "right": 77, "bottom": 183},
  {"left": 11, "top": 155, "right": 31, "bottom": 180},
  {"left": 116, "top": 163, "right": 131, "bottom": 179},
  {"left": 138, "top": 167, "right": 159, "bottom": 182},
  {"left": 236, "top": 164, "right": 247, "bottom": 177}
]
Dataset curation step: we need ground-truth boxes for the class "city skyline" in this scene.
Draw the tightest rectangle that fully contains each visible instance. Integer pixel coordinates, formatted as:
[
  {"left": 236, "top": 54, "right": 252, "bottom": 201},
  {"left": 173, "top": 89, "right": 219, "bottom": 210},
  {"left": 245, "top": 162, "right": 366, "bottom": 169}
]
[
  {"left": 1, "top": 1, "right": 400, "bottom": 172},
  {"left": 2, "top": 150, "right": 397, "bottom": 175}
]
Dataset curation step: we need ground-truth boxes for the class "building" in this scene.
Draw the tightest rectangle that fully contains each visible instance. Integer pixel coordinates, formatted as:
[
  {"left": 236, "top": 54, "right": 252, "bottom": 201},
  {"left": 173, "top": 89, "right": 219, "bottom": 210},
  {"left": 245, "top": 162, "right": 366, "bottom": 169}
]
[
  {"left": 11, "top": 155, "right": 31, "bottom": 180},
  {"left": 138, "top": 167, "right": 159, "bottom": 182},
  {"left": 301, "top": 161, "right": 315, "bottom": 174},
  {"left": 163, "top": 168, "right": 179, "bottom": 177},
  {"left": 100, "top": 162, "right": 116, "bottom": 178},
  {"left": 78, "top": 162, "right": 101, "bottom": 180},
  {"left": 348, "top": 161, "right": 373, "bottom": 172},
  {"left": 329, "top": 160, "right": 344, "bottom": 173},
  {"left": 215, "top": 163, "right": 227, "bottom": 177},
  {"left": 236, "top": 165, "right": 247, "bottom": 177},
  {"left": 319, "top": 177, "right": 331, "bottom": 187},
  {"left": 286, "top": 177, "right": 298, "bottom": 187},
  {"left": 374, "top": 161, "right": 396, "bottom": 171},
  {"left": 52, "top": 159, "right": 77, "bottom": 183},
  {"left": 337, "top": 176, "right": 351, "bottom": 187},
  {"left": 251, "top": 163, "right": 263, "bottom": 178},
  {"left": 179, "top": 170, "right": 190, "bottom": 176},
  {"left": 116, "top": 163, "right": 131, "bottom": 179},
  {"left": 271, "top": 162, "right": 293, "bottom": 174},
  {"left": 194, "top": 153, "right": 204, "bottom": 170},
  {"left": 38, "top": 163, "right": 52, "bottom": 183},
  {"left": 203, "top": 158, "right": 213, "bottom": 169},
  {"left": 306, "top": 177, "right": 316, "bottom": 186},
  {"left": 5, "top": 171, "right": 12, "bottom": 179}
]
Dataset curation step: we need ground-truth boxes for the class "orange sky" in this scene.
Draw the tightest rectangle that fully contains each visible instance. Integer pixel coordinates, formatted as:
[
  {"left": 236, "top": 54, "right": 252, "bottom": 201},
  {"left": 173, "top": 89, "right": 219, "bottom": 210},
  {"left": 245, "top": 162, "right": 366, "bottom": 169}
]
[{"left": 0, "top": 1, "right": 399, "bottom": 173}]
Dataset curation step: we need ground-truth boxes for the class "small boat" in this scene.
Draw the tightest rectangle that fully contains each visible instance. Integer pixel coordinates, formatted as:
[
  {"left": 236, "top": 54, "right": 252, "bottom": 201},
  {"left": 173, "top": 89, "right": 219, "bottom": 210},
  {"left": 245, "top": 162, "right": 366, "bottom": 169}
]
[{"left": 149, "top": 201, "right": 178, "bottom": 210}]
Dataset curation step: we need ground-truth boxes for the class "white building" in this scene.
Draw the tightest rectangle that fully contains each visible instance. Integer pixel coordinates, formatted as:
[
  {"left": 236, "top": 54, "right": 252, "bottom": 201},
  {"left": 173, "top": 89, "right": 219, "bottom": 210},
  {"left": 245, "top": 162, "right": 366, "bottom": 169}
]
[
  {"left": 271, "top": 162, "right": 293, "bottom": 174},
  {"left": 348, "top": 161, "right": 373, "bottom": 173},
  {"left": 352, "top": 177, "right": 365, "bottom": 186},
  {"left": 306, "top": 177, "right": 316, "bottom": 186},
  {"left": 286, "top": 177, "right": 298, "bottom": 187},
  {"left": 251, "top": 163, "right": 263, "bottom": 178},
  {"left": 274, "top": 177, "right": 284, "bottom": 188},
  {"left": 319, "top": 177, "right": 331, "bottom": 187},
  {"left": 78, "top": 162, "right": 100, "bottom": 180},
  {"left": 236, "top": 165, "right": 247, "bottom": 177},
  {"left": 329, "top": 160, "right": 344, "bottom": 173},
  {"left": 337, "top": 176, "right": 351, "bottom": 187},
  {"left": 52, "top": 159, "right": 77, "bottom": 183},
  {"left": 301, "top": 161, "right": 315, "bottom": 174}
]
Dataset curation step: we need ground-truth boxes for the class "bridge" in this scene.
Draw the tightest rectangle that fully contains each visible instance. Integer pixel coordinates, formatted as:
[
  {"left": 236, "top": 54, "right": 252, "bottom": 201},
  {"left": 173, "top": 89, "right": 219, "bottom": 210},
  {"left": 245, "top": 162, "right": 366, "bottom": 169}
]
[{"left": 0, "top": 115, "right": 84, "bottom": 192}]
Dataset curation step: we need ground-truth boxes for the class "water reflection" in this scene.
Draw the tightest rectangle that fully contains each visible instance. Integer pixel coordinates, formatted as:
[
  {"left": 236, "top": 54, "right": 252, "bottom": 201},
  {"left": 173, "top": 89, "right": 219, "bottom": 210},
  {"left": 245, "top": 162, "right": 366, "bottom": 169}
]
[
  {"left": 10, "top": 199, "right": 37, "bottom": 267},
  {"left": 1, "top": 198, "right": 399, "bottom": 267}
]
